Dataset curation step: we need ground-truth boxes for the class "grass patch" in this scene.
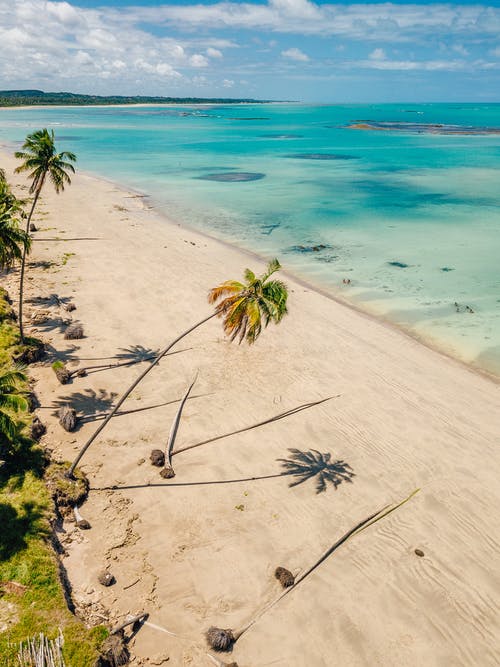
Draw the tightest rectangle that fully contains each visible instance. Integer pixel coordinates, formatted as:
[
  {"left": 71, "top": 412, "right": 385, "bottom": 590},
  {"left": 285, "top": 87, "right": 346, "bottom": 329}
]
[
  {"left": 0, "top": 289, "right": 106, "bottom": 665},
  {"left": 62, "top": 252, "right": 75, "bottom": 265}
]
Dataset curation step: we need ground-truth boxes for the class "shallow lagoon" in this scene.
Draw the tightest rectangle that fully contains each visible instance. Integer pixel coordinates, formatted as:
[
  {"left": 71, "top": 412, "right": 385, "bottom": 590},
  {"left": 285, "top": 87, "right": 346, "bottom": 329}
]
[{"left": 1, "top": 103, "right": 499, "bottom": 375}]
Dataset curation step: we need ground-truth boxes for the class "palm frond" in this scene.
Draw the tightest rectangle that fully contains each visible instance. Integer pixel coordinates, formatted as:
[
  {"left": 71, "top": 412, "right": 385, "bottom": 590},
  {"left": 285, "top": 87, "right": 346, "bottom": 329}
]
[{"left": 208, "top": 280, "right": 246, "bottom": 304}]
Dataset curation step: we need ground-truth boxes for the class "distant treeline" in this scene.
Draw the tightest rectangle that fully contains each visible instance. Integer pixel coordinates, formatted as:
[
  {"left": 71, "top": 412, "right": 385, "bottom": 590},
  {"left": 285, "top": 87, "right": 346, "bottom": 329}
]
[{"left": 0, "top": 89, "right": 272, "bottom": 107}]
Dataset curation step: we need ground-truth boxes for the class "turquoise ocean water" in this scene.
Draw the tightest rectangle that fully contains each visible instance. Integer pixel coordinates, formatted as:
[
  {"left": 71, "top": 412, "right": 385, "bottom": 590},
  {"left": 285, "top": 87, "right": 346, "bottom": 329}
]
[{"left": 0, "top": 103, "right": 499, "bottom": 375}]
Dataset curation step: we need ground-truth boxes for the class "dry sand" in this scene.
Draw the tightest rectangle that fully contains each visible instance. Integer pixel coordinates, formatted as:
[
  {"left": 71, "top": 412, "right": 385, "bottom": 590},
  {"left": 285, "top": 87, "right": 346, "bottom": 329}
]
[{"left": 1, "top": 148, "right": 500, "bottom": 666}]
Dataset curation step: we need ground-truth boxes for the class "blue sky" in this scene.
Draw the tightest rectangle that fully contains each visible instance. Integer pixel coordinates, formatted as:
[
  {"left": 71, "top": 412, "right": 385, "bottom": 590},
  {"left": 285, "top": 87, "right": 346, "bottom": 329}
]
[{"left": 1, "top": 1, "right": 500, "bottom": 101}]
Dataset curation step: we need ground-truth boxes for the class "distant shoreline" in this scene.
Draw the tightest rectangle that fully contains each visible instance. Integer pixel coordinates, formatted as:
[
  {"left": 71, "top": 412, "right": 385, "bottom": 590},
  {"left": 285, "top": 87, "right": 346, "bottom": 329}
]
[{"left": 0, "top": 89, "right": 283, "bottom": 108}]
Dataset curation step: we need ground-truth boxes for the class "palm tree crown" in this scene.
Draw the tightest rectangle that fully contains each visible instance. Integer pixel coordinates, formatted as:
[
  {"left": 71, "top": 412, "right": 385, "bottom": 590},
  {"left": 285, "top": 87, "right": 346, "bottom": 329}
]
[
  {"left": 0, "top": 202, "right": 30, "bottom": 270},
  {"left": 14, "top": 128, "right": 76, "bottom": 194},
  {"left": 0, "top": 368, "right": 28, "bottom": 443},
  {"left": 208, "top": 258, "right": 288, "bottom": 344}
]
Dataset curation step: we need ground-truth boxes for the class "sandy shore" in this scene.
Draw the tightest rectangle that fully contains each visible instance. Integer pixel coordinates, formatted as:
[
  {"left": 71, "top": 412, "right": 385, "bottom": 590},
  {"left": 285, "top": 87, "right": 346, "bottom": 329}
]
[{"left": 1, "top": 148, "right": 500, "bottom": 666}]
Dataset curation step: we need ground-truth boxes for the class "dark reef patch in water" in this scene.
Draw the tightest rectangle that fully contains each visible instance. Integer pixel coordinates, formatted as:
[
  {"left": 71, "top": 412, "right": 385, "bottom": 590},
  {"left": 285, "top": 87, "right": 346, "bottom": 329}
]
[
  {"left": 287, "top": 243, "right": 334, "bottom": 253},
  {"left": 287, "top": 153, "right": 358, "bottom": 160},
  {"left": 388, "top": 261, "right": 409, "bottom": 268},
  {"left": 440, "top": 267, "right": 455, "bottom": 272},
  {"left": 348, "top": 120, "right": 500, "bottom": 135},
  {"left": 57, "top": 135, "right": 84, "bottom": 141},
  {"left": 195, "top": 172, "right": 265, "bottom": 182}
]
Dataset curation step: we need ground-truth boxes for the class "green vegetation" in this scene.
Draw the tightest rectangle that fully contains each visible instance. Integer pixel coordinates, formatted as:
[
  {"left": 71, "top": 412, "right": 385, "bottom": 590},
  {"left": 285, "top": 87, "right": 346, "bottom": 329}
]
[
  {"left": 0, "top": 175, "right": 30, "bottom": 273},
  {"left": 14, "top": 128, "right": 76, "bottom": 342},
  {"left": 0, "top": 89, "right": 271, "bottom": 107},
  {"left": 0, "top": 368, "right": 28, "bottom": 450},
  {"left": 62, "top": 252, "right": 75, "bottom": 265},
  {"left": 0, "top": 169, "right": 104, "bottom": 664}
]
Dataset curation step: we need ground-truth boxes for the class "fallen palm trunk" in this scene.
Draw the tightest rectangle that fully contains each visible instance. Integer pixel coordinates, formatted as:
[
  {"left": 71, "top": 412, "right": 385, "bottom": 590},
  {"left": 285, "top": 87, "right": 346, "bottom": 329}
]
[
  {"left": 206, "top": 489, "right": 419, "bottom": 651},
  {"left": 18, "top": 631, "right": 65, "bottom": 667},
  {"left": 160, "top": 375, "right": 197, "bottom": 478},
  {"left": 67, "top": 313, "right": 217, "bottom": 478},
  {"left": 73, "top": 505, "right": 91, "bottom": 529},
  {"left": 111, "top": 612, "right": 149, "bottom": 635},
  {"left": 69, "top": 354, "right": 156, "bottom": 378},
  {"left": 174, "top": 396, "right": 337, "bottom": 457}
]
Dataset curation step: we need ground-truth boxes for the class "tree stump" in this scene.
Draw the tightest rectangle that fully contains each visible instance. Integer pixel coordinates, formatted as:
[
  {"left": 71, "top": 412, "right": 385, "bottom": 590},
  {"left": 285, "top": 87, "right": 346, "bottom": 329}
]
[
  {"left": 31, "top": 416, "right": 46, "bottom": 440},
  {"left": 58, "top": 405, "right": 78, "bottom": 432},
  {"left": 275, "top": 566, "right": 295, "bottom": 588},
  {"left": 150, "top": 449, "right": 165, "bottom": 467},
  {"left": 97, "top": 571, "right": 115, "bottom": 587},
  {"left": 64, "top": 322, "right": 84, "bottom": 340},
  {"left": 53, "top": 363, "right": 71, "bottom": 384}
]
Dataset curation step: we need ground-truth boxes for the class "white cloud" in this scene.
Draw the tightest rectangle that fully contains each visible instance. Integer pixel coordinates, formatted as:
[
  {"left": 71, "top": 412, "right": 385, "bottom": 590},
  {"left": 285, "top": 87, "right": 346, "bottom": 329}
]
[
  {"left": 0, "top": 0, "right": 498, "bottom": 96},
  {"left": 369, "top": 48, "right": 386, "bottom": 61},
  {"left": 189, "top": 54, "right": 209, "bottom": 67},
  {"left": 119, "top": 2, "right": 500, "bottom": 39},
  {"left": 281, "top": 47, "right": 309, "bottom": 61},
  {"left": 223, "top": 79, "right": 235, "bottom": 87},
  {"left": 206, "top": 47, "right": 223, "bottom": 58},
  {"left": 359, "top": 59, "right": 467, "bottom": 71}
]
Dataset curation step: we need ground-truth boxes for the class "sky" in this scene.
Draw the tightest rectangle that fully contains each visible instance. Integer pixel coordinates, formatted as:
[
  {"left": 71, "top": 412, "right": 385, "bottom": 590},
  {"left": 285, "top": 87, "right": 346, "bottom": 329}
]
[{"left": 1, "top": 0, "right": 500, "bottom": 102}]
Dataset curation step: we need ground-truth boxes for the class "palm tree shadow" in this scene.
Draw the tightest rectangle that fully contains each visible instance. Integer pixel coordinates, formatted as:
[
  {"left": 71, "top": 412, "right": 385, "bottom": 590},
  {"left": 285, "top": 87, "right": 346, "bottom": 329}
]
[
  {"left": 114, "top": 345, "right": 159, "bottom": 362},
  {"left": 47, "top": 343, "right": 81, "bottom": 365},
  {"left": 277, "top": 448, "right": 355, "bottom": 494},
  {"left": 93, "top": 448, "right": 354, "bottom": 495},
  {"left": 0, "top": 500, "right": 46, "bottom": 560},
  {"left": 51, "top": 388, "right": 118, "bottom": 428}
]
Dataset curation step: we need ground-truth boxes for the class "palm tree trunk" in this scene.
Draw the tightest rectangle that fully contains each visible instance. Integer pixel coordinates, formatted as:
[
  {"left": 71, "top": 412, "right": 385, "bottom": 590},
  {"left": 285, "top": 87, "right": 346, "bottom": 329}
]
[
  {"left": 18, "top": 183, "right": 43, "bottom": 343},
  {"left": 228, "top": 490, "right": 419, "bottom": 645},
  {"left": 67, "top": 312, "right": 217, "bottom": 478}
]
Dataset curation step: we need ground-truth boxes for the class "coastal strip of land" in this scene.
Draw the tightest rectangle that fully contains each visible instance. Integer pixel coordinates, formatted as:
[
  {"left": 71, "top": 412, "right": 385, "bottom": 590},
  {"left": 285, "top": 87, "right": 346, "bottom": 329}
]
[{"left": 1, "top": 146, "right": 499, "bottom": 666}]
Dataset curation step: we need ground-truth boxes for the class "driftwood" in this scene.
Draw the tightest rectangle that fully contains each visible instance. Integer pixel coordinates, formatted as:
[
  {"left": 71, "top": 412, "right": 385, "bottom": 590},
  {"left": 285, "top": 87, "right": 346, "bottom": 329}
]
[
  {"left": 206, "top": 490, "right": 419, "bottom": 651},
  {"left": 111, "top": 612, "right": 149, "bottom": 635},
  {"left": 58, "top": 405, "right": 77, "bottom": 432}
]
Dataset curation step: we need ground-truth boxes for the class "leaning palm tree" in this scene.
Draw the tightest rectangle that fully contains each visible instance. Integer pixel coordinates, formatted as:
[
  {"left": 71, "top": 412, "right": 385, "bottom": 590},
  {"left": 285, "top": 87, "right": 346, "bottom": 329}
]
[
  {"left": 0, "top": 202, "right": 30, "bottom": 271},
  {"left": 14, "top": 129, "right": 76, "bottom": 342},
  {"left": 0, "top": 367, "right": 28, "bottom": 447},
  {"left": 68, "top": 259, "right": 288, "bottom": 477}
]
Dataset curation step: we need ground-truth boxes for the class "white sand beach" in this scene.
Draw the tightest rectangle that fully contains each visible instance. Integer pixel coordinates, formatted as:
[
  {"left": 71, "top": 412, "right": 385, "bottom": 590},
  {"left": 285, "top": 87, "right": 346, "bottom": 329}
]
[{"left": 2, "top": 147, "right": 499, "bottom": 666}]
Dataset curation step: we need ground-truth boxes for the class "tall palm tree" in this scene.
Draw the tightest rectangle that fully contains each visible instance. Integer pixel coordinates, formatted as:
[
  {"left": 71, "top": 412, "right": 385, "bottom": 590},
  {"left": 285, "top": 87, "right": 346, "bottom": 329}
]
[
  {"left": 68, "top": 259, "right": 288, "bottom": 477},
  {"left": 14, "top": 129, "right": 76, "bottom": 342},
  {"left": 0, "top": 367, "right": 28, "bottom": 446},
  {"left": 0, "top": 202, "right": 31, "bottom": 271},
  {"left": 207, "top": 258, "right": 288, "bottom": 344}
]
